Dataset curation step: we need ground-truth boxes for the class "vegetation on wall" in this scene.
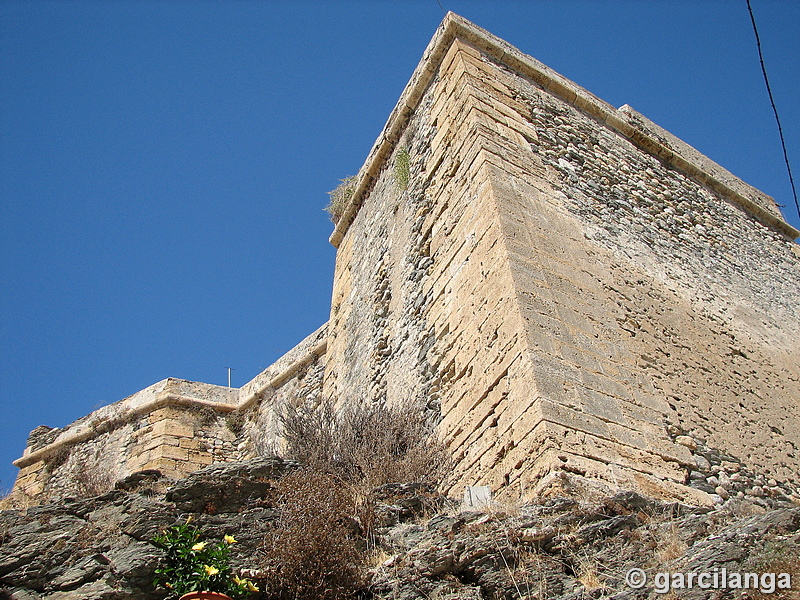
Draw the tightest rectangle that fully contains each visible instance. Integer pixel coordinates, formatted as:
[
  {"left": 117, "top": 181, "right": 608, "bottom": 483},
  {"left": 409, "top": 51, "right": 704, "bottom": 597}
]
[
  {"left": 325, "top": 176, "right": 357, "bottom": 223},
  {"left": 276, "top": 395, "right": 449, "bottom": 493},
  {"left": 394, "top": 146, "right": 410, "bottom": 191}
]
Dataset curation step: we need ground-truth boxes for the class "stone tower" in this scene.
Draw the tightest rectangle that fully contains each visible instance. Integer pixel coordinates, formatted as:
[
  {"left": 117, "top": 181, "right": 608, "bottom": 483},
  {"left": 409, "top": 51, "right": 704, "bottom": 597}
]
[
  {"left": 322, "top": 14, "right": 800, "bottom": 503},
  {"left": 11, "top": 14, "right": 800, "bottom": 506}
]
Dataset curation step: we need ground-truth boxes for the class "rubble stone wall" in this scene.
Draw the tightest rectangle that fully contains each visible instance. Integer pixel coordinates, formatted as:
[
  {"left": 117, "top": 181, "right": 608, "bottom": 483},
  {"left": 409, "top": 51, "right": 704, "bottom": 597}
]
[
  {"left": 325, "top": 15, "right": 800, "bottom": 504},
  {"left": 11, "top": 326, "right": 327, "bottom": 501},
  {"left": 236, "top": 324, "right": 327, "bottom": 459}
]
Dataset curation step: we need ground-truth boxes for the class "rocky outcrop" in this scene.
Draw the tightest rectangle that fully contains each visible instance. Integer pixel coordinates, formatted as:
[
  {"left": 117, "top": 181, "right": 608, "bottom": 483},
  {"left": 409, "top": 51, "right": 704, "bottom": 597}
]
[
  {"left": 2, "top": 458, "right": 798, "bottom": 600},
  {"left": 0, "top": 459, "right": 293, "bottom": 600},
  {"left": 371, "top": 492, "right": 799, "bottom": 600}
]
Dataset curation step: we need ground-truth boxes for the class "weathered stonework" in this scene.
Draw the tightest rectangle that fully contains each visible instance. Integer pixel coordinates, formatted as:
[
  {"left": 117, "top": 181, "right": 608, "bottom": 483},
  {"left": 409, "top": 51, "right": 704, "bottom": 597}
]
[
  {"left": 11, "top": 327, "right": 326, "bottom": 500},
  {"left": 10, "top": 14, "right": 800, "bottom": 507},
  {"left": 324, "top": 14, "right": 800, "bottom": 504}
]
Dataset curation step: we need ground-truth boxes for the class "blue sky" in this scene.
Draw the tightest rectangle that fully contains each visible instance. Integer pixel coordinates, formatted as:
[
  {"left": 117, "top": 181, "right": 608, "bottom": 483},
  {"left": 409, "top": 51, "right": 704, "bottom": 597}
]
[{"left": 1, "top": 1, "right": 798, "bottom": 493}]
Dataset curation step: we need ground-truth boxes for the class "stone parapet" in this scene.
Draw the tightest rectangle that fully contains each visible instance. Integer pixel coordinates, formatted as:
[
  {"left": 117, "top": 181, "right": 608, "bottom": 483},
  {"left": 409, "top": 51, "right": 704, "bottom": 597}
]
[
  {"left": 11, "top": 326, "right": 328, "bottom": 502},
  {"left": 330, "top": 13, "right": 797, "bottom": 249},
  {"left": 324, "top": 13, "right": 800, "bottom": 505}
]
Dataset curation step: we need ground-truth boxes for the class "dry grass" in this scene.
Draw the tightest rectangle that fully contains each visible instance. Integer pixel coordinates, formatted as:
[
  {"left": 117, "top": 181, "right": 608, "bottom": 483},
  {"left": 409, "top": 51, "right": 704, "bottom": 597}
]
[
  {"left": 368, "top": 548, "right": 394, "bottom": 569},
  {"left": 258, "top": 468, "right": 365, "bottom": 600},
  {"left": 70, "top": 468, "right": 116, "bottom": 498},
  {"left": 577, "top": 558, "right": 603, "bottom": 592},
  {"left": 326, "top": 176, "right": 357, "bottom": 223},
  {"left": 655, "top": 521, "right": 688, "bottom": 563},
  {"left": 276, "top": 395, "right": 451, "bottom": 551},
  {"left": 277, "top": 395, "right": 450, "bottom": 494}
]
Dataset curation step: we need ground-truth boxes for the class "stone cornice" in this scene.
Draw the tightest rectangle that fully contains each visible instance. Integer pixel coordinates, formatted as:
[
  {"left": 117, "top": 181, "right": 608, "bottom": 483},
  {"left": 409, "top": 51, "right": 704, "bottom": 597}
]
[
  {"left": 13, "top": 336, "right": 329, "bottom": 470},
  {"left": 329, "top": 12, "right": 798, "bottom": 248}
]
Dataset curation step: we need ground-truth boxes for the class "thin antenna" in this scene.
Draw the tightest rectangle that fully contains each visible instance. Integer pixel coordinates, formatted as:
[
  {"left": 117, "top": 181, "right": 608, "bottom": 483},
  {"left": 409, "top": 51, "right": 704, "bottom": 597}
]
[
  {"left": 433, "top": 0, "right": 446, "bottom": 16},
  {"left": 226, "top": 367, "right": 234, "bottom": 388}
]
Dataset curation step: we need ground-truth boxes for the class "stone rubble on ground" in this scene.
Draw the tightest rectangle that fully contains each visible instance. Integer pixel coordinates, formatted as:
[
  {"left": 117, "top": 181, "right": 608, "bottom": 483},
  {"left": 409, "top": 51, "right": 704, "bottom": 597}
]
[{"left": 1, "top": 459, "right": 797, "bottom": 600}]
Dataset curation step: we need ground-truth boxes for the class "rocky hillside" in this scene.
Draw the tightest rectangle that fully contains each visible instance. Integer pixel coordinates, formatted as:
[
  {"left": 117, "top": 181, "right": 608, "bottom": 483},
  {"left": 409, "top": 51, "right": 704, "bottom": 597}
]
[{"left": 1, "top": 459, "right": 798, "bottom": 600}]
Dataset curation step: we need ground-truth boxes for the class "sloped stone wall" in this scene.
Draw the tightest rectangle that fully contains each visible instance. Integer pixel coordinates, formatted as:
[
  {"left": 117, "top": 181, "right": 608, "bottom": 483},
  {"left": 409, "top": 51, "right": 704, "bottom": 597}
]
[{"left": 325, "top": 15, "right": 800, "bottom": 504}]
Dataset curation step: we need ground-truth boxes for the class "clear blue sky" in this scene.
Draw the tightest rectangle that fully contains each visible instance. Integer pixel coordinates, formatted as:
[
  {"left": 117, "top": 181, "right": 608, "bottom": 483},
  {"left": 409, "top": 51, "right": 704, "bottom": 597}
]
[{"left": 1, "top": 1, "right": 798, "bottom": 492}]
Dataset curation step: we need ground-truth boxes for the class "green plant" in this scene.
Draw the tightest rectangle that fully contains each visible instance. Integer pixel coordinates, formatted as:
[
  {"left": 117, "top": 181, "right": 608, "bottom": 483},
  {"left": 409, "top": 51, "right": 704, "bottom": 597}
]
[
  {"left": 225, "top": 410, "right": 247, "bottom": 436},
  {"left": 152, "top": 517, "right": 258, "bottom": 599},
  {"left": 325, "top": 176, "right": 357, "bottom": 223},
  {"left": 394, "top": 146, "right": 410, "bottom": 191}
]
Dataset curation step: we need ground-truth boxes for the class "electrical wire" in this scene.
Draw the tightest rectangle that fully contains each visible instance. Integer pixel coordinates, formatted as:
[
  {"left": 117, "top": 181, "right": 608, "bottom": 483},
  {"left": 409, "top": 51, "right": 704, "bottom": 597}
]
[{"left": 746, "top": 0, "right": 800, "bottom": 220}]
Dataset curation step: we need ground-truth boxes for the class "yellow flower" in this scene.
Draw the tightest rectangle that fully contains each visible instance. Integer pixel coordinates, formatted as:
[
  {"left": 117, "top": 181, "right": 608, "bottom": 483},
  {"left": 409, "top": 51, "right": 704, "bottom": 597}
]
[
  {"left": 223, "top": 534, "right": 236, "bottom": 545},
  {"left": 246, "top": 581, "right": 259, "bottom": 592},
  {"left": 191, "top": 542, "right": 206, "bottom": 552},
  {"left": 185, "top": 515, "right": 193, "bottom": 524},
  {"left": 204, "top": 565, "right": 220, "bottom": 576},
  {"left": 233, "top": 575, "right": 245, "bottom": 586}
]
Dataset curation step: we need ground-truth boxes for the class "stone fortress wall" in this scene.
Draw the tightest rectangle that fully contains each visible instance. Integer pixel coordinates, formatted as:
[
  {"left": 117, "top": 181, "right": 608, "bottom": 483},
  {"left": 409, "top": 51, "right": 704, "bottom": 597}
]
[
  {"left": 11, "top": 326, "right": 327, "bottom": 500},
  {"left": 324, "top": 14, "right": 800, "bottom": 504},
  {"left": 10, "top": 14, "right": 800, "bottom": 506}
]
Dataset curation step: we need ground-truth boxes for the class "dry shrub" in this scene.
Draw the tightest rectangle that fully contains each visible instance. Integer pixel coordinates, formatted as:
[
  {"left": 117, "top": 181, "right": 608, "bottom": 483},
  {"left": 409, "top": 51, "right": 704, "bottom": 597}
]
[
  {"left": 325, "top": 176, "right": 357, "bottom": 223},
  {"left": 259, "top": 468, "right": 365, "bottom": 600},
  {"left": 278, "top": 396, "right": 450, "bottom": 493},
  {"left": 70, "top": 467, "right": 116, "bottom": 498},
  {"left": 50, "top": 447, "right": 116, "bottom": 499},
  {"left": 259, "top": 397, "right": 449, "bottom": 597}
]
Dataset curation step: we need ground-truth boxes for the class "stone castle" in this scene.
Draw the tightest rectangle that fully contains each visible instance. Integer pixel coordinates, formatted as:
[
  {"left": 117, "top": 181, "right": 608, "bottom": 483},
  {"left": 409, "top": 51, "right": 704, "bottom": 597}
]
[{"left": 12, "top": 14, "right": 800, "bottom": 506}]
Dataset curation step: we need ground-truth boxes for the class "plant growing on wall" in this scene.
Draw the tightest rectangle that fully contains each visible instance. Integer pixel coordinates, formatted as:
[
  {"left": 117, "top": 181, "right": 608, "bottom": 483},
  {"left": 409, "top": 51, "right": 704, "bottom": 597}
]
[
  {"left": 325, "top": 175, "right": 357, "bottom": 223},
  {"left": 152, "top": 518, "right": 258, "bottom": 599},
  {"left": 394, "top": 146, "right": 410, "bottom": 191}
]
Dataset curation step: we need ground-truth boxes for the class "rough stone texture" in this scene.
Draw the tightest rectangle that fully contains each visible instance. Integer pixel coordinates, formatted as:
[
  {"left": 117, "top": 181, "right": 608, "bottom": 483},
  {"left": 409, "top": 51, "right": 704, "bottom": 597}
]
[
  {"left": 9, "top": 13, "right": 800, "bottom": 508},
  {"left": 236, "top": 324, "right": 327, "bottom": 459},
  {"left": 324, "top": 14, "right": 800, "bottom": 504},
  {"left": 10, "top": 324, "right": 326, "bottom": 503},
  {"left": 0, "top": 459, "right": 293, "bottom": 600},
  {"left": 370, "top": 491, "right": 800, "bottom": 600},
  {"left": 164, "top": 457, "right": 298, "bottom": 514},
  {"left": 12, "top": 379, "right": 241, "bottom": 500},
  {"left": 2, "top": 459, "right": 798, "bottom": 600}
]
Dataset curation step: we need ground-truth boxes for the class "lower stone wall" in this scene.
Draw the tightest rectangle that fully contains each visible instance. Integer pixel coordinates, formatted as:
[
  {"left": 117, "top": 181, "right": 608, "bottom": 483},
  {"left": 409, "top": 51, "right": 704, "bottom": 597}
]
[
  {"left": 11, "top": 379, "right": 240, "bottom": 500},
  {"left": 10, "top": 325, "right": 328, "bottom": 503},
  {"left": 236, "top": 325, "right": 328, "bottom": 459}
]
